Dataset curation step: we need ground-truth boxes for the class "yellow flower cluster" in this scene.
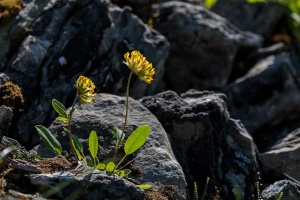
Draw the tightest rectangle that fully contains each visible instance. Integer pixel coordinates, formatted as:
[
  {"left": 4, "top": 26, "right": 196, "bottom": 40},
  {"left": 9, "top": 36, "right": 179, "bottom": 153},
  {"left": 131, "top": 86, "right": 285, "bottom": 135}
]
[
  {"left": 123, "top": 50, "right": 155, "bottom": 84},
  {"left": 75, "top": 76, "right": 96, "bottom": 105}
]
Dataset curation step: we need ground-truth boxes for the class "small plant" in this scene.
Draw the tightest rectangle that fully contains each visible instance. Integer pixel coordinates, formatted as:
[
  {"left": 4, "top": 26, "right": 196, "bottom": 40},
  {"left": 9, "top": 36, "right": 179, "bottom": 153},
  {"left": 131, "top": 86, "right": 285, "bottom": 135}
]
[
  {"left": 194, "top": 182, "right": 199, "bottom": 200},
  {"left": 253, "top": 172, "right": 264, "bottom": 200},
  {"left": 35, "top": 50, "right": 154, "bottom": 190},
  {"left": 187, "top": 177, "right": 210, "bottom": 200},
  {"left": 201, "top": 177, "right": 210, "bottom": 200}
]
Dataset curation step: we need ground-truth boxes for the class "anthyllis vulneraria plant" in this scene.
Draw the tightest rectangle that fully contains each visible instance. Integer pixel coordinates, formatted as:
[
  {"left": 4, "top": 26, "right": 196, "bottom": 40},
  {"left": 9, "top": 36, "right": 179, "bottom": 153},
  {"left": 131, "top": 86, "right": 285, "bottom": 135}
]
[
  {"left": 113, "top": 50, "right": 155, "bottom": 163},
  {"left": 35, "top": 76, "right": 97, "bottom": 165},
  {"left": 34, "top": 50, "right": 153, "bottom": 190}
]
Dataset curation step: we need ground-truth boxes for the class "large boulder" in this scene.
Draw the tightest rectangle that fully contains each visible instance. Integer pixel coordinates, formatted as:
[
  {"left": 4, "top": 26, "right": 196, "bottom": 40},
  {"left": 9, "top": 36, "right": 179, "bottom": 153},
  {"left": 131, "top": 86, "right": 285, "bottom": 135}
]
[
  {"left": 32, "top": 93, "right": 187, "bottom": 199},
  {"left": 224, "top": 54, "right": 300, "bottom": 150},
  {"left": 3, "top": 0, "right": 169, "bottom": 148},
  {"left": 259, "top": 128, "right": 300, "bottom": 181},
  {"left": 140, "top": 90, "right": 260, "bottom": 199},
  {"left": 151, "top": 1, "right": 262, "bottom": 93},
  {"left": 211, "top": 0, "right": 284, "bottom": 38}
]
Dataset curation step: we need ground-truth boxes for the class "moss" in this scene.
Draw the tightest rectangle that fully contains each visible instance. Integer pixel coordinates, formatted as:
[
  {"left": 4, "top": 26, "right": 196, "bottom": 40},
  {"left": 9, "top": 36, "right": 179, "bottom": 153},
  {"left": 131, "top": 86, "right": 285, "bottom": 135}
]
[
  {"left": 0, "top": 0, "right": 22, "bottom": 19},
  {"left": 145, "top": 185, "right": 180, "bottom": 200},
  {"left": 0, "top": 81, "right": 24, "bottom": 112}
]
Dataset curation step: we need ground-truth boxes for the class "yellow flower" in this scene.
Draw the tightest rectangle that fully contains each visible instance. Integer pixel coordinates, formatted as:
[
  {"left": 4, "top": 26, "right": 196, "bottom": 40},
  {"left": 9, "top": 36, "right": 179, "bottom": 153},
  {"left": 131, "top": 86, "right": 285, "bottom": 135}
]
[
  {"left": 123, "top": 50, "right": 155, "bottom": 84},
  {"left": 75, "top": 76, "right": 96, "bottom": 105}
]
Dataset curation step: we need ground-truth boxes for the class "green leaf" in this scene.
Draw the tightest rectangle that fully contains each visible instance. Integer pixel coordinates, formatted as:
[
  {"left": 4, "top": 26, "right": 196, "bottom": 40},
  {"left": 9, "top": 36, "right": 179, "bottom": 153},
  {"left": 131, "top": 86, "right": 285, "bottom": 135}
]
[
  {"left": 123, "top": 169, "right": 131, "bottom": 176},
  {"left": 95, "top": 156, "right": 100, "bottom": 165},
  {"left": 35, "top": 125, "right": 62, "bottom": 155},
  {"left": 89, "top": 131, "right": 98, "bottom": 159},
  {"left": 74, "top": 148, "right": 82, "bottom": 161},
  {"left": 113, "top": 126, "right": 124, "bottom": 140},
  {"left": 85, "top": 156, "right": 93, "bottom": 167},
  {"left": 138, "top": 184, "right": 152, "bottom": 190},
  {"left": 124, "top": 125, "right": 150, "bottom": 155},
  {"left": 96, "top": 163, "right": 106, "bottom": 170},
  {"left": 204, "top": 0, "right": 217, "bottom": 9},
  {"left": 56, "top": 117, "right": 68, "bottom": 123},
  {"left": 106, "top": 162, "right": 115, "bottom": 173},
  {"left": 112, "top": 126, "right": 125, "bottom": 147},
  {"left": 247, "top": 0, "right": 266, "bottom": 3},
  {"left": 72, "top": 134, "right": 83, "bottom": 152},
  {"left": 52, "top": 99, "right": 67, "bottom": 117},
  {"left": 117, "top": 170, "right": 125, "bottom": 178}
]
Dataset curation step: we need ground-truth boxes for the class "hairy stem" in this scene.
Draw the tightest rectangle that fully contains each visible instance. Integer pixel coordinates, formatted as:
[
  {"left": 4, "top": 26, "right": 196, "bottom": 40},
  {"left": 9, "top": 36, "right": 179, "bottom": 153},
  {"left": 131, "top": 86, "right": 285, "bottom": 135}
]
[
  {"left": 113, "top": 72, "right": 133, "bottom": 161},
  {"left": 67, "top": 95, "right": 79, "bottom": 162}
]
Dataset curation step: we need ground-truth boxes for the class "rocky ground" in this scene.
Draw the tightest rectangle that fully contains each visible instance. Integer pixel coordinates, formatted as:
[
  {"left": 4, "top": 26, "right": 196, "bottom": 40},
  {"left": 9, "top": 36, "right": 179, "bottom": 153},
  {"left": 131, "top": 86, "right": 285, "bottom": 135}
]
[{"left": 0, "top": 0, "right": 300, "bottom": 199}]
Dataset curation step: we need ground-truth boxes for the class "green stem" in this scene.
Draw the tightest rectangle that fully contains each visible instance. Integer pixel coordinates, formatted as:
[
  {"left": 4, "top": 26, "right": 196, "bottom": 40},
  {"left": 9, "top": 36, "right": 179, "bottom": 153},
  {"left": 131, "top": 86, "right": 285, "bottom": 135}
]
[
  {"left": 113, "top": 72, "right": 133, "bottom": 161},
  {"left": 67, "top": 95, "right": 79, "bottom": 162},
  {"left": 116, "top": 154, "right": 128, "bottom": 169}
]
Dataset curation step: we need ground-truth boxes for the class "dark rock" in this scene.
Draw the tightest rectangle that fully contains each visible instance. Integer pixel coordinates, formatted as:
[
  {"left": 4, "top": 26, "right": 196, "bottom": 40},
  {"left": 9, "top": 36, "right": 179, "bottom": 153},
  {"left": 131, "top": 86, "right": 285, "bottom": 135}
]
[
  {"left": 3, "top": 0, "right": 169, "bottom": 147},
  {"left": 224, "top": 54, "right": 300, "bottom": 150},
  {"left": 262, "top": 180, "right": 300, "bottom": 200},
  {"left": 211, "top": 0, "right": 284, "bottom": 38},
  {"left": 32, "top": 93, "right": 186, "bottom": 199},
  {"left": 228, "top": 42, "right": 290, "bottom": 82},
  {"left": 111, "top": 0, "right": 152, "bottom": 23},
  {"left": 0, "top": 73, "right": 10, "bottom": 85},
  {"left": 0, "top": 106, "right": 13, "bottom": 139},
  {"left": 110, "top": 0, "right": 202, "bottom": 23},
  {"left": 151, "top": 1, "right": 262, "bottom": 93},
  {"left": 259, "top": 128, "right": 300, "bottom": 181},
  {"left": 140, "top": 90, "right": 259, "bottom": 199}
]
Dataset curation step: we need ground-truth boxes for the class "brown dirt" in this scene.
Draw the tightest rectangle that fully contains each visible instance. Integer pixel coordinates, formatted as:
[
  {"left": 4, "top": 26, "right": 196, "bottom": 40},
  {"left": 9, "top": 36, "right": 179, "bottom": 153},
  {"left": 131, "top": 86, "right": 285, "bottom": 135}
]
[{"left": 36, "top": 157, "right": 72, "bottom": 173}]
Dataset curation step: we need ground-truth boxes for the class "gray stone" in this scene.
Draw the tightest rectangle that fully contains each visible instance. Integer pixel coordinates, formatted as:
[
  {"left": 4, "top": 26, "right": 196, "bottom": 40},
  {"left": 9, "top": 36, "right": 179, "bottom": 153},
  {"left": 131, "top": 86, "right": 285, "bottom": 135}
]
[
  {"left": 29, "top": 165, "right": 144, "bottom": 200},
  {"left": 140, "top": 90, "right": 259, "bottom": 199},
  {"left": 262, "top": 180, "right": 300, "bottom": 200},
  {"left": 0, "top": 106, "right": 13, "bottom": 138},
  {"left": 0, "top": 190, "right": 46, "bottom": 200},
  {"left": 32, "top": 93, "right": 186, "bottom": 199},
  {"left": 212, "top": 0, "right": 284, "bottom": 38},
  {"left": 4, "top": 0, "right": 169, "bottom": 147},
  {"left": 151, "top": 1, "right": 262, "bottom": 93},
  {"left": 259, "top": 128, "right": 300, "bottom": 181},
  {"left": 224, "top": 54, "right": 300, "bottom": 150}
]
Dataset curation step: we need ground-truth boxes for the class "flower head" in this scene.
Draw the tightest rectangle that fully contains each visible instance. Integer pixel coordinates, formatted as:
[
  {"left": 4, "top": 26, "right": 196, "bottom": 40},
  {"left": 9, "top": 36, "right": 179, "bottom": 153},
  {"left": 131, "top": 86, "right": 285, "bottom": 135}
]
[
  {"left": 75, "top": 76, "right": 96, "bottom": 105},
  {"left": 123, "top": 50, "right": 155, "bottom": 84}
]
